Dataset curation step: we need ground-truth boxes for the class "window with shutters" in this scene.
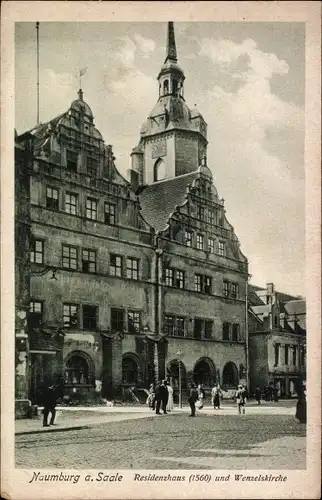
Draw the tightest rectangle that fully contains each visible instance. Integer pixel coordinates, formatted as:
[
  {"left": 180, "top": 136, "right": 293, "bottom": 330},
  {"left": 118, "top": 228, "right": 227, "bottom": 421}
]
[
  {"left": 29, "top": 301, "right": 43, "bottom": 328},
  {"left": 65, "top": 193, "right": 78, "bottom": 215},
  {"left": 82, "top": 305, "right": 97, "bottom": 330},
  {"left": 62, "top": 245, "right": 78, "bottom": 270},
  {"left": 82, "top": 249, "right": 96, "bottom": 273},
  {"left": 30, "top": 239, "right": 44, "bottom": 264},
  {"left": 63, "top": 303, "right": 79, "bottom": 328},
  {"left": 110, "top": 254, "right": 122, "bottom": 277},
  {"left": 223, "top": 322, "right": 230, "bottom": 341},
  {"left": 46, "top": 187, "right": 59, "bottom": 211}
]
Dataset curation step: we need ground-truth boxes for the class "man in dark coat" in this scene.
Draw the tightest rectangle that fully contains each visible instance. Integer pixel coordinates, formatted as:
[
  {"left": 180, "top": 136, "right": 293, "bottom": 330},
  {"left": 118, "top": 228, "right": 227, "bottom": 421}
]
[
  {"left": 161, "top": 380, "right": 169, "bottom": 414},
  {"left": 42, "top": 384, "right": 58, "bottom": 427},
  {"left": 188, "top": 382, "right": 199, "bottom": 417},
  {"left": 255, "top": 386, "right": 261, "bottom": 405},
  {"left": 154, "top": 381, "right": 162, "bottom": 414}
]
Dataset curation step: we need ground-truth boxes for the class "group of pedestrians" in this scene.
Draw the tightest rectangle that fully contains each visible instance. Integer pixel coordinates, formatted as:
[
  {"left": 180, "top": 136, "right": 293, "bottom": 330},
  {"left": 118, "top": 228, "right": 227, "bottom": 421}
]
[{"left": 147, "top": 380, "right": 174, "bottom": 414}]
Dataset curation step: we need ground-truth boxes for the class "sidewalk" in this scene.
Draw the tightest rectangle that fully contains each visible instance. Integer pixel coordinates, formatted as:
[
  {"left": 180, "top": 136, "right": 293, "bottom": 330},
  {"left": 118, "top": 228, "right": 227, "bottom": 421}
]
[{"left": 15, "top": 403, "right": 296, "bottom": 436}]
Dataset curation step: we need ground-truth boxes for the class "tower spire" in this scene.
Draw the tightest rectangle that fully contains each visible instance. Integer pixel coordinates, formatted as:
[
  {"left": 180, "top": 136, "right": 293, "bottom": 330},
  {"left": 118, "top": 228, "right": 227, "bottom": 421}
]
[{"left": 165, "top": 21, "right": 177, "bottom": 63}]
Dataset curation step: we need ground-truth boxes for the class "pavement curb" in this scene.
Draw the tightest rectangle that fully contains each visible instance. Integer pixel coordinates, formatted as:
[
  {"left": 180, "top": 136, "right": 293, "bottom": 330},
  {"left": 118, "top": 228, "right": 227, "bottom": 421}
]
[{"left": 15, "top": 424, "right": 93, "bottom": 436}]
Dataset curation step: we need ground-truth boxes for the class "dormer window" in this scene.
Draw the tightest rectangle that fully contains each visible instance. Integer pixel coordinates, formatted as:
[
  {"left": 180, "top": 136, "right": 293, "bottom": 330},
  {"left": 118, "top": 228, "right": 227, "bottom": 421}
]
[
  {"left": 86, "top": 157, "right": 98, "bottom": 177},
  {"left": 66, "top": 150, "right": 77, "bottom": 172}
]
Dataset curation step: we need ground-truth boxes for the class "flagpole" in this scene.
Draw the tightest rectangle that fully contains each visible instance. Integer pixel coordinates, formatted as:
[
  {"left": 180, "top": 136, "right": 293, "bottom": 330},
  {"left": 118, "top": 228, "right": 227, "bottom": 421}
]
[{"left": 36, "top": 22, "right": 40, "bottom": 124}]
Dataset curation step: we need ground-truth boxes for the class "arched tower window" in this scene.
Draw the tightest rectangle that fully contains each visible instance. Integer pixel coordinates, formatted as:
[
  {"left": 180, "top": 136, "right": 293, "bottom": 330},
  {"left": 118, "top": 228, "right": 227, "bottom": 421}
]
[
  {"left": 154, "top": 158, "right": 166, "bottom": 182},
  {"left": 172, "top": 79, "right": 178, "bottom": 96},
  {"left": 163, "top": 79, "right": 169, "bottom": 95}
]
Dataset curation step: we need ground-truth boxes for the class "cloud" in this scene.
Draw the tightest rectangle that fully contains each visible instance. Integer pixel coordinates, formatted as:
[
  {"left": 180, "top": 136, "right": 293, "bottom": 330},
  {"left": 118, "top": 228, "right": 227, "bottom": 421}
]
[
  {"left": 195, "top": 37, "right": 305, "bottom": 292},
  {"left": 134, "top": 34, "right": 156, "bottom": 58}
]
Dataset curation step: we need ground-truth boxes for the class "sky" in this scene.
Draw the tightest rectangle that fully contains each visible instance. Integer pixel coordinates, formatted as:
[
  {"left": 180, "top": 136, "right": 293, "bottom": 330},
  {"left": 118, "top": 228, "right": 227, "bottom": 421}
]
[{"left": 15, "top": 22, "right": 305, "bottom": 296}]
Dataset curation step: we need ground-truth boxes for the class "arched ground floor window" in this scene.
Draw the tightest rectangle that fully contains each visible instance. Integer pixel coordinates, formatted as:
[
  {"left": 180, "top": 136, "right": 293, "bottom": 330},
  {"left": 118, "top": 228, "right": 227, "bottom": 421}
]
[
  {"left": 122, "top": 354, "right": 139, "bottom": 385},
  {"left": 222, "top": 361, "right": 239, "bottom": 389},
  {"left": 65, "top": 351, "right": 94, "bottom": 385},
  {"left": 166, "top": 359, "right": 187, "bottom": 390},
  {"left": 193, "top": 357, "right": 216, "bottom": 388}
]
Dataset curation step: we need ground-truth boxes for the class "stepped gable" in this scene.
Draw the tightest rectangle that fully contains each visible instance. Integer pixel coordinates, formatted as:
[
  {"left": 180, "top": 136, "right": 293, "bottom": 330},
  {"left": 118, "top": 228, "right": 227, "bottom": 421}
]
[{"left": 139, "top": 170, "right": 199, "bottom": 232}]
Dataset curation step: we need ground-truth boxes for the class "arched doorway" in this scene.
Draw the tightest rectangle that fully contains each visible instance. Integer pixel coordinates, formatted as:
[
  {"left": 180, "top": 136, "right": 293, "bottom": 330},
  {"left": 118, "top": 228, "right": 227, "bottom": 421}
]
[
  {"left": 193, "top": 358, "right": 216, "bottom": 388},
  {"left": 154, "top": 158, "right": 166, "bottom": 182},
  {"left": 222, "top": 362, "right": 239, "bottom": 389},
  {"left": 122, "top": 354, "right": 139, "bottom": 385},
  {"left": 65, "top": 351, "right": 94, "bottom": 386},
  {"left": 166, "top": 359, "right": 187, "bottom": 390}
]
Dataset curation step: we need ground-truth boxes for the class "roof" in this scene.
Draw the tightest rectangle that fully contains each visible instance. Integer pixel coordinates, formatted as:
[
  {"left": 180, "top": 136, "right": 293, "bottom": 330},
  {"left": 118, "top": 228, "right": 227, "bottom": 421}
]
[
  {"left": 139, "top": 171, "right": 199, "bottom": 232},
  {"left": 284, "top": 299, "right": 306, "bottom": 316}
]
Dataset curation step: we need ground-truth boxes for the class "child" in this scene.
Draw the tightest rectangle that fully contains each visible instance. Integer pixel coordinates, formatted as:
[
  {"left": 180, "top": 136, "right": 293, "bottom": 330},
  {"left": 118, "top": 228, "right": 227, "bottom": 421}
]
[{"left": 235, "top": 384, "right": 247, "bottom": 415}]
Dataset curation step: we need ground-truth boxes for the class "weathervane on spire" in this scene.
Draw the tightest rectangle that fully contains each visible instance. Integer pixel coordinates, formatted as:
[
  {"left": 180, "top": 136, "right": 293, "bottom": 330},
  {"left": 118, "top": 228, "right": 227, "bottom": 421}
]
[{"left": 79, "top": 67, "right": 87, "bottom": 90}]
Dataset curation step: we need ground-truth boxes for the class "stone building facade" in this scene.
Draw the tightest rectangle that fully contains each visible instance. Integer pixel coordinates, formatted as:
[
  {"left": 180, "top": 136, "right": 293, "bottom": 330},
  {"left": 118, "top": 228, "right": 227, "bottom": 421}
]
[
  {"left": 16, "top": 22, "right": 249, "bottom": 403},
  {"left": 248, "top": 283, "right": 306, "bottom": 397}
]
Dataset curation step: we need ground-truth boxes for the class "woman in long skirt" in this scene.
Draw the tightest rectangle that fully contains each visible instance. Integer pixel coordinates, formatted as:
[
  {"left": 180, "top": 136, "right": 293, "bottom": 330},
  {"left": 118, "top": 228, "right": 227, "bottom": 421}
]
[{"left": 166, "top": 383, "right": 174, "bottom": 412}]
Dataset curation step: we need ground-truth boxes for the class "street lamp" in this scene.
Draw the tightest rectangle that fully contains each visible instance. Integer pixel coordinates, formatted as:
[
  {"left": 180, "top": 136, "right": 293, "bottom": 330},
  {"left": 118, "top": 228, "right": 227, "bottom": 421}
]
[{"left": 176, "top": 350, "right": 182, "bottom": 409}]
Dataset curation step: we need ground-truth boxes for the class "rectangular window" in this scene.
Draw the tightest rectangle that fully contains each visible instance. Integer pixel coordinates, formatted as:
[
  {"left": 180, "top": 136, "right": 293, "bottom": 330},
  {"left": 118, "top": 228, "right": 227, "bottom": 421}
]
[
  {"left": 46, "top": 187, "right": 59, "bottom": 210},
  {"left": 205, "top": 276, "right": 212, "bottom": 295},
  {"left": 63, "top": 303, "right": 79, "bottom": 328},
  {"left": 165, "top": 268, "right": 174, "bottom": 287},
  {"left": 208, "top": 238, "right": 215, "bottom": 254},
  {"left": 30, "top": 239, "right": 44, "bottom": 264},
  {"left": 204, "top": 320, "right": 213, "bottom": 339},
  {"left": 164, "top": 315, "right": 175, "bottom": 336},
  {"left": 185, "top": 230, "right": 192, "bottom": 247},
  {"left": 29, "top": 301, "right": 43, "bottom": 328},
  {"left": 175, "top": 270, "right": 185, "bottom": 289},
  {"left": 194, "top": 318, "right": 203, "bottom": 339},
  {"left": 83, "top": 305, "right": 97, "bottom": 330},
  {"left": 197, "top": 206, "right": 204, "bottom": 221},
  {"left": 284, "top": 345, "right": 289, "bottom": 365},
  {"left": 62, "top": 245, "right": 78, "bottom": 270},
  {"left": 223, "top": 322, "right": 230, "bottom": 341},
  {"left": 176, "top": 317, "right": 185, "bottom": 337},
  {"left": 292, "top": 345, "right": 297, "bottom": 365},
  {"left": 66, "top": 150, "right": 78, "bottom": 172},
  {"left": 128, "top": 311, "right": 141, "bottom": 333},
  {"left": 195, "top": 274, "right": 202, "bottom": 293},
  {"left": 232, "top": 323, "right": 240, "bottom": 342},
  {"left": 274, "top": 343, "right": 280, "bottom": 366},
  {"left": 110, "top": 254, "right": 122, "bottom": 277},
  {"left": 104, "top": 203, "right": 116, "bottom": 225},
  {"left": 223, "top": 281, "right": 229, "bottom": 297},
  {"left": 82, "top": 249, "right": 97, "bottom": 273},
  {"left": 230, "top": 283, "right": 239, "bottom": 299},
  {"left": 86, "top": 157, "right": 98, "bottom": 177},
  {"left": 126, "top": 257, "right": 139, "bottom": 280},
  {"left": 196, "top": 234, "right": 204, "bottom": 250},
  {"left": 111, "top": 308, "right": 124, "bottom": 332},
  {"left": 65, "top": 192, "right": 78, "bottom": 215},
  {"left": 219, "top": 241, "right": 225, "bottom": 256},
  {"left": 206, "top": 209, "right": 214, "bottom": 225},
  {"left": 300, "top": 347, "right": 305, "bottom": 366},
  {"left": 86, "top": 197, "right": 97, "bottom": 220}
]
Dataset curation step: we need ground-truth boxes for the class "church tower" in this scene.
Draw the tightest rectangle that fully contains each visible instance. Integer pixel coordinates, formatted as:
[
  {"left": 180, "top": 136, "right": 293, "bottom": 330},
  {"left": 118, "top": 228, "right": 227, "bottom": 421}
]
[{"left": 128, "top": 22, "right": 208, "bottom": 191}]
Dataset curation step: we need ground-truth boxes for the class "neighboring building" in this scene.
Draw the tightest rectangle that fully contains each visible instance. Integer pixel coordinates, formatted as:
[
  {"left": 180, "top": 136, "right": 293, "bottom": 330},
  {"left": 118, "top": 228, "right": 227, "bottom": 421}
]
[
  {"left": 16, "top": 22, "right": 249, "bottom": 403},
  {"left": 248, "top": 283, "right": 306, "bottom": 397}
]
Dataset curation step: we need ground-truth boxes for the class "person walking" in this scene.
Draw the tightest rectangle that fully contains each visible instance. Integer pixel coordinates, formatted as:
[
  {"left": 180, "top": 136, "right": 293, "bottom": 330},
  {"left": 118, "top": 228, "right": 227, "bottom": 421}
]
[
  {"left": 188, "top": 382, "right": 199, "bottom": 417},
  {"left": 147, "top": 383, "right": 155, "bottom": 410},
  {"left": 161, "top": 380, "right": 169, "bottom": 414},
  {"left": 235, "top": 384, "right": 247, "bottom": 415},
  {"left": 255, "top": 386, "right": 261, "bottom": 405},
  {"left": 166, "top": 382, "right": 174, "bottom": 412},
  {"left": 42, "top": 384, "right": 58, "bottom": 427},
  {"left": 211, "top": 384, "right": 221, "bottom": 409},
  {"left": 154, "top": 381, "right": 162, "bottom": 414},
  {"left": 273, "top": 386, "right": 279, "bottom": 403},
  {"left": 197, "top": 384, "right": 205, "bottom": 410}
]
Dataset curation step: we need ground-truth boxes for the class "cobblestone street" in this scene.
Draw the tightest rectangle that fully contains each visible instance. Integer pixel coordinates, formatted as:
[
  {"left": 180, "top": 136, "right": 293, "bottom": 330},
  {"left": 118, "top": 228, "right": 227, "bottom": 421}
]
[{"left": 16, "top": 411, "right": 306, "bottom": 470}]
